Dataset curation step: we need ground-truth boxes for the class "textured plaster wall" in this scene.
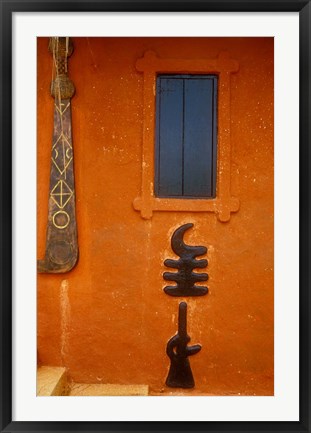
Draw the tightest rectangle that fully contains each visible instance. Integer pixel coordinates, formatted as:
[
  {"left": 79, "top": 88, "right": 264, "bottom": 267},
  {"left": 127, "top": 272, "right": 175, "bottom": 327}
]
[{"left": 37, "top": 37, "right": 274, "bottom": 395}]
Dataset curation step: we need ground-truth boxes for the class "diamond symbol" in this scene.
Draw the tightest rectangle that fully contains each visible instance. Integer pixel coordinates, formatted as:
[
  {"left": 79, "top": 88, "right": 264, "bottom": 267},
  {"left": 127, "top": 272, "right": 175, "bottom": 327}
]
[
  {"left": 52, "top": 132, "right": 72, "bottom": 175},
  {"left": 50, "top": 180, "right": 73, "bottom": 209}
]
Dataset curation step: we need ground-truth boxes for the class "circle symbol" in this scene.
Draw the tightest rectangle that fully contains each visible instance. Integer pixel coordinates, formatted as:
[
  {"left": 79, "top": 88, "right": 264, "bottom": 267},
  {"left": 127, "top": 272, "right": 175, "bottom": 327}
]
[{"left": 52, "top": 210, "right": 70, "bottom": 229}]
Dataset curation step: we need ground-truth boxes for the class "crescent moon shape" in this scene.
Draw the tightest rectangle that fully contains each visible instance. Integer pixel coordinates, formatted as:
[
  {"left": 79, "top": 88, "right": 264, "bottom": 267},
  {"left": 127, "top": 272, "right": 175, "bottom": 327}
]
[
  {"left": 171, "top": 223, "right": 207, "bottom": 258},
  {"left": 66, "top": 148, "right": 72, "bottom": 159}
]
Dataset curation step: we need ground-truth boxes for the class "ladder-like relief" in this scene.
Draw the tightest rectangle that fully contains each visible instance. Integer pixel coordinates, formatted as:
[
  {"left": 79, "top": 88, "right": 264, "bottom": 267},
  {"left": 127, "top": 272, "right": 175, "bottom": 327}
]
[{"left": 163, "top": 223, "right": 208, "bottom": 297}]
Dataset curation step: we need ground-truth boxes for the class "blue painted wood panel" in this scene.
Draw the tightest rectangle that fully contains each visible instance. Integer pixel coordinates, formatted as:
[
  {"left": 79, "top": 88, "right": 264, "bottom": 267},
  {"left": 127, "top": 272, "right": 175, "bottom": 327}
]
[
  {"left": 183, "top": 78, "right": 215, "bottom": 197},
  {"left": 155, "top": 78, "right": 184, "bottom": 197},
  {"left": 155, "top": 75, "right": 217, "bottom": 198}
]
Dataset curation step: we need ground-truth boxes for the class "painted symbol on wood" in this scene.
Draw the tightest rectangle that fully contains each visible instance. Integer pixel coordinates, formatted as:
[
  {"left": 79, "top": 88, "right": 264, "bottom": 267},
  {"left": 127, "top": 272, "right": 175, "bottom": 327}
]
[
  {"left": 166, "top": 302, "right": 201, "bottom": 388},
  {"left": 37, "top": 37, "right": 78, "bottom": 273},
  {"left": 50, "top": 180, "right": 74, "bottom": 210},
  {"left": 163, "top": 223, "right": 208, "bottom": 296},
  {"left": 52, "top": 128, "right": 73, "bottom": 176}
]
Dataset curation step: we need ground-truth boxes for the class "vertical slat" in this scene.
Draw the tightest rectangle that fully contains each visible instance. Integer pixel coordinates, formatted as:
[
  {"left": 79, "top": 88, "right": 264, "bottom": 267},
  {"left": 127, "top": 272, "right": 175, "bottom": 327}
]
[
  {"left": 183, "top": 77, "right": 215, "bottom": 197},
  {"left": 212, "top": 77, "right": 218, "bottom": 197},
  {"left": 156, "top": 77, "right": 184, "bottom": 197}
]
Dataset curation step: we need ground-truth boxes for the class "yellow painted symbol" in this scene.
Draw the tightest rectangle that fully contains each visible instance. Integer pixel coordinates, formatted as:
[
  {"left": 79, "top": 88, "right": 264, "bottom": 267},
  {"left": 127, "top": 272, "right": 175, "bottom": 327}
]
[
  {"left": 52, "top": 132, "right": 72, "bottom": 150},
  {"left": 50, "top": 180, "right": 73, "bottom": 209},
  {"left": 52, "top": 132, "right": 72, "bottom": 176},
  {"left": 55, "top": 101, "right": 70, "bottom": 116},
  {"left": 66, "top": 148, "right": 72, "bottom": 159},
  {"left": 52, "top": 210, "right": 70, "bottom": 229}
]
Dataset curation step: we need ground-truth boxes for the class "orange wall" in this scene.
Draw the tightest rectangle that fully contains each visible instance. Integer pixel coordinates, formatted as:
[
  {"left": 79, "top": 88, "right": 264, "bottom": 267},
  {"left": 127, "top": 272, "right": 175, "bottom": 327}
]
[{"left": 37, "top": 37, "right": 274, "bottom": 395}]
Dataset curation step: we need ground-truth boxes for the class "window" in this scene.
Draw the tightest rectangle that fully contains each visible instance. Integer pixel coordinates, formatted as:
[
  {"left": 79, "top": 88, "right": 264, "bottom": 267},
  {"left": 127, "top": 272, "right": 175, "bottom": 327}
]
[
  {"left": 133, "top": 50, "right": 239, "bottom": 221},
  {"left": 155, "top": 75, "right": 217, "bottom": 198}
]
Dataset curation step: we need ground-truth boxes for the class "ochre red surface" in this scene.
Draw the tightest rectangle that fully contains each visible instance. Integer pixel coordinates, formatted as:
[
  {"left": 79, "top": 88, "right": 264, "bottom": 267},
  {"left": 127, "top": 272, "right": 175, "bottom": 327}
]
[{"left": 37, "top": 37, "right": 274, "bottom": 395}]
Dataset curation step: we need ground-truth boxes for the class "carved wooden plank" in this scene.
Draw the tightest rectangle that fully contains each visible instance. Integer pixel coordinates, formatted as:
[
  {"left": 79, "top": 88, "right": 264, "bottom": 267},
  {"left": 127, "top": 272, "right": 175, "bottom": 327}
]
[{"left": 38, "top": 37, "right": 78, "bottom": 273}]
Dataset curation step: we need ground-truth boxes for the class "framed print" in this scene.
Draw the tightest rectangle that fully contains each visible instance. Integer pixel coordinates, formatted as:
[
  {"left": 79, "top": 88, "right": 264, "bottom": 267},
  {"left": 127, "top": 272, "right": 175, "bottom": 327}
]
[{"left": 0, "top": 1, "right": 310, "bottom": 432}]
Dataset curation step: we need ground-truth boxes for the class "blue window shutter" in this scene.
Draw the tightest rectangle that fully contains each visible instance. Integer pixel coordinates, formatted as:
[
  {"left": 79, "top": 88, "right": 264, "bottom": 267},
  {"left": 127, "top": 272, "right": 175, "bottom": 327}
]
[
  {"left": 155, "top": 75, "right": 217, "bottom": 198},
  {"left": 155, "top": 77, "right": 184, "bottom": 197}
]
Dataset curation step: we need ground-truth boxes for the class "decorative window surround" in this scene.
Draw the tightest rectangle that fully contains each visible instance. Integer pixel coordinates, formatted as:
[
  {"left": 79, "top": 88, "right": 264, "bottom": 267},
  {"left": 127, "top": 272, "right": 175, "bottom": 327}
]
[{"left": 133, "top": 50, "right": 239, "bottom": 222}]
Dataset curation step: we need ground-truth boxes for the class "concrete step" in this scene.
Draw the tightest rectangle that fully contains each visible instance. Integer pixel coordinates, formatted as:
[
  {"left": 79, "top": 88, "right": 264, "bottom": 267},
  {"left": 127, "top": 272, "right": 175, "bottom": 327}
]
[
  {"left": 69, "top": 383, "right": 149, "bottom": 396},
  {"left": 37, "top": 366, "right": 149, "bottom": 396},
  {"left": 37, "top": 366, "right": 69, "bottom": 396}
]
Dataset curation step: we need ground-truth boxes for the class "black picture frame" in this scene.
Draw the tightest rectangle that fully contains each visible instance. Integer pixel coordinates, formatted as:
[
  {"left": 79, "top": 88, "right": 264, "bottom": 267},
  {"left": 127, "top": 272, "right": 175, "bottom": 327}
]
[{"left": 0, "top": 1, "right": 309, "bottom": 432}]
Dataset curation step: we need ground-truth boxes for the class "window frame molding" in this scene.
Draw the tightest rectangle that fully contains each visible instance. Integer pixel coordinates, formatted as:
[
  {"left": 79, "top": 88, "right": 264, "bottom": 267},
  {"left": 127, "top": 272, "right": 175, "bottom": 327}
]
[{"left": 133, "top": 50, "right": 240, "bottom": 222}]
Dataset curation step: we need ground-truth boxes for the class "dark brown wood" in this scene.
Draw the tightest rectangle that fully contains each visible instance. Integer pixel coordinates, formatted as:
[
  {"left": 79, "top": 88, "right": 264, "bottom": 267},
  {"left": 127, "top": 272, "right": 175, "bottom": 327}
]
[
  {"left": 37, "top": 37, "right": 78, "bottom": 273},
  {"left": 163, "top": 223, "right": 208, "bottom": 296},
  {"left": 165, "top": 302, "right": 201, "bottom": 388}
]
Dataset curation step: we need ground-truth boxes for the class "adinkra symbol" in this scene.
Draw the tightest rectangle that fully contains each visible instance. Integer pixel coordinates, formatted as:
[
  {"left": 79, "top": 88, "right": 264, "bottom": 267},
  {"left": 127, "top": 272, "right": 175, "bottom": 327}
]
[
  {"left": 50, "top": 180, "right": 73, "bottom": 230},
  {"left": 52, "top": 131, "right": 73, "bottom": 176},
  {"left": 163, "top": 223, "right": 208, "bottom": 297},
  {"left": 50, "top": 180, "right": 73, "bottom": 209},
  {"left": 166, "top": 301, "right": 201, "bottom": 388}
]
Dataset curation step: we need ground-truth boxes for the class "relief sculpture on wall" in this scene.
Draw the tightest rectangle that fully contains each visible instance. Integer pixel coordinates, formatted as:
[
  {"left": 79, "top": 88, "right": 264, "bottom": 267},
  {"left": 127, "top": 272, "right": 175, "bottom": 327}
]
[{"left": 164, "top": 223, "right": 208, "bottom": 388}]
